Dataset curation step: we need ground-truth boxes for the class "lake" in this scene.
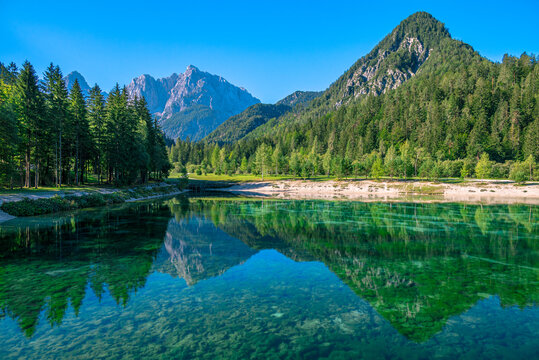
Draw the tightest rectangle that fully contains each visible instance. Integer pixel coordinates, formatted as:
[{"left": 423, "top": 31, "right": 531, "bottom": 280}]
[{"left": 0, "top": 195, "right": 537, "bottom": 359}]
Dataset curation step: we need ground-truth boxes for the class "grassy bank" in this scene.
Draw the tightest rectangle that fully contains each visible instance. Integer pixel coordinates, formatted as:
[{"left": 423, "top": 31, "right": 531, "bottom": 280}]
[{"left": 1, "top": 184, "right": 186, "bottom": 217}]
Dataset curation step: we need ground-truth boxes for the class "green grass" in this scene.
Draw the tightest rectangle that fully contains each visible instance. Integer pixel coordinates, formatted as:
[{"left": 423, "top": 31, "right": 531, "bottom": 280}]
[
  {"left": 178, "top": 173, "right": 476, "bottom": 184},
  {"left": 182, "top": 173, "right": 351, "bottom": 182},
  {"left": 0, "top": 179, "right": 173, "bottom": 196},
  {"left": 1, "top": 183, "right": 186, "bottom": 217}
]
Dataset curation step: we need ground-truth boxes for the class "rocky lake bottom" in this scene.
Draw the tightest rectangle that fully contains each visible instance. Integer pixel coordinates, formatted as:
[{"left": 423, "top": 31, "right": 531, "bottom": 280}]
[{"left": 0, "top": 195, "right": 537, "bottom": 359}]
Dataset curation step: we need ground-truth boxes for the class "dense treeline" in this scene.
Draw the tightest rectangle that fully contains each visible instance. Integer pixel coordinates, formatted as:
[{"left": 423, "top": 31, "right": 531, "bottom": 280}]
[
  {"left": 0, "top": 61, "right": 171, "bottom": 188},
  {"left": 169, "top": 52, "right": 538, "bottom": 182}
]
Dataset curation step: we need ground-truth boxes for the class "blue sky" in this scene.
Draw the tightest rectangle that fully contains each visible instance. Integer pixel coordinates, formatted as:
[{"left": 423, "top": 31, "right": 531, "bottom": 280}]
[{"left": 1, "top": 0, "right": 538, "bottom": 103}]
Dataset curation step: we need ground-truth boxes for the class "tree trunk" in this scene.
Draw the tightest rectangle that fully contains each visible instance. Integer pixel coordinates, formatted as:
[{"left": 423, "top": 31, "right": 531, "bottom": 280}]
[
  {"left": 35, "top": 162, "right": 39, "bottom": 189},
  {"left": 25, "top": 146, "right": 30, "bottom": 188},
  {"left": 75, "top": 138, "right": 79, "bottom": 186},
  {"left": 80, "top": 160, "right": 84, "bottom": 185},
  {"left": 59, "top": 127, "right": 62, "bottom": 187}
]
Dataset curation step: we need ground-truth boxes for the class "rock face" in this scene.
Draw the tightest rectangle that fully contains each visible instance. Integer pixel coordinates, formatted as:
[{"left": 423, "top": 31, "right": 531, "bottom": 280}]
[
  {"left": 64, "top": 71, "right": 91, "bottom": 95},
  {"left": 345, "top": 36, "right": 430, "bottom": 98},
  {"left": 63, "top": 71, "right": 107, "bottom": 98},
  {"left": 327, "top": 12, "right": 450, "bottom": 109},
  {"left": 127, "top": 65, "right": 260, "bottom": 140},
  {"left": 153, "top": 217, "right": 258, "bottom": 285}
]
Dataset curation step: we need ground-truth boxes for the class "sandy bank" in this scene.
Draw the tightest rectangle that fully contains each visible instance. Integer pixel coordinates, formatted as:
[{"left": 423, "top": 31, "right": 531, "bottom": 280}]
[{"left": 217, "top": 179, "right": 539, "bottom": 205}]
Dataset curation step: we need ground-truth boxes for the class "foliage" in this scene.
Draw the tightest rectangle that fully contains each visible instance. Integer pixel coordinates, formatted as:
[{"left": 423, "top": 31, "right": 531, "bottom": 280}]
[
  {"left": 164, "top": 13, "right": 537, "bottom": 183},
  {"left": 204, "top": 104, "right": 291, "bottom": 144},
  {"left": 0, "top": 61, "right": 171, "bottom": 188},
  {"left": 475, "top": 153, "right": 493, "bottom": 179}
]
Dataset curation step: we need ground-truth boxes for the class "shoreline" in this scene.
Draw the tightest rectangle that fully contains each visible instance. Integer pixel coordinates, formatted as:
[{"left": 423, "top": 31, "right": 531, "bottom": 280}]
[
  {"left": 0, "top": 184, "right": 189, "bottom": 223},
  {"left": 215, "top": 179, "right": 539, "bottom": 205}
]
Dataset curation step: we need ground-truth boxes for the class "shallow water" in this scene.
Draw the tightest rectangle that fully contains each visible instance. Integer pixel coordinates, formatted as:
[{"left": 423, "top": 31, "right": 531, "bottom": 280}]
[{"left": 0, "top": 196, "right": 538, "bottom": 359}]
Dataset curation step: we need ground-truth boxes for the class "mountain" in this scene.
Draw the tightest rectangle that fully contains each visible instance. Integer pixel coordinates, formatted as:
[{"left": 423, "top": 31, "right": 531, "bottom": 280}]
[
  {"left": 174, "top": 11, "right": 538, "bottom": 175},
  {"left": 204, "top": 90, "right": 322, "bottom": 144},
  {"left": 276, "top": 90, "right": 323, "bottom": 107},
  {"left": 127, "top": 65, "right": 260, "bottom": 140},
  {"left": 203, "top": 103, "right": 291, "bottom": 144},
  {"left": 239, "top": 11, "right": 536, "bottom": 159},
  {"left": 64, "top": 71, "right": 91, "bottom": 94},
  {"left": 153, "top": 217, "right": 257, "bottom": 285},
  {"left": 63, "top": 71, "right": 107, "bottom": 97},
  {"left": 250, "top": 12, "right": 456, "bottom": 137}
]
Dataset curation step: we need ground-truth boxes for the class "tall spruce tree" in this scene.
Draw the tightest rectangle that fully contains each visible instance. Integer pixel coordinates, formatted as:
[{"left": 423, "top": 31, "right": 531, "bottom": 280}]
[
  {"left": 0, "top": 79, "right": 19, "bottom": 188},
  {"left": 87, "top": 85, "right": 106, "bottom": 183},
  {"left": 43, "top": 63, "right": 69, "bottom": 187},
  {"left": 16, "top": 61, "right": 45, "bottom": 188},
  {"left": 68, "top": 80, "right": 91, "bottom": 185}
]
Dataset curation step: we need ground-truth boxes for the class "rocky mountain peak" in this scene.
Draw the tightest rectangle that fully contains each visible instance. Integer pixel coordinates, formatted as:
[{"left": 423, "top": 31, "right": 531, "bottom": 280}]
[
  {"left": 126, "top": 65, "right": 260, "bottom": 140},
  {"left": 186, "top": 64, "right": 199, "bottom": 72},
  {"left": 331, "top": 12, "right": 451, "bottom": 106},
  {"left": 64, "top": 71, "right": 91, "bottom": 94}
]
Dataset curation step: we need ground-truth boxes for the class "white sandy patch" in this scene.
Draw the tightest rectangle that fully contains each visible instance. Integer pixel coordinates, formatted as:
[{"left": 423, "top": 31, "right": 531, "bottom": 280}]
[{"left": 217, "top": 180, "right": 539, "bottom": 205}]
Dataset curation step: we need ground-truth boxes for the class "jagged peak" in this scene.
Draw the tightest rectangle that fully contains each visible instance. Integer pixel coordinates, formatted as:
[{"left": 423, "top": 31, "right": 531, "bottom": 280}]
[
  {"left": 186, "top": 64, "right": 200, "bottom": 72},
  {"left": 64, "top": 70, "right": 90, "bottom": 91},
  {"left": 386, "top": 12, "right": 450, "bottom": 50},
  {"left": 327, "top": 12, "right": 453, "bottom": 103},
  {"left": 66, "top": 70, "right": 83, "bottom": 77}
]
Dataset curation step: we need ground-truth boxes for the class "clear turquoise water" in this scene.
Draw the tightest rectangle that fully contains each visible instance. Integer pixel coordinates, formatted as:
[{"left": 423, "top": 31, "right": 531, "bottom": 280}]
[{"left": 0, "top": 196, "right": 537, "bottom": 359}]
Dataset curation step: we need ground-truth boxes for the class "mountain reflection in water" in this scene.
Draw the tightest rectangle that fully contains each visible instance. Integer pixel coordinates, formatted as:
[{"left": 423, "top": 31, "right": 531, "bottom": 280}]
[{"left": 0, "top": 196, "right": 537, "bottom": 359}]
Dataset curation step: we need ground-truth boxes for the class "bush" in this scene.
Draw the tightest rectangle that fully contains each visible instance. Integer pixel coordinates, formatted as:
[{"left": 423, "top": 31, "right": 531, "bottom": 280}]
[
  {"left": 460, "top": 158, "right": 475, "bottom": 178},
  {"left": 441, "top": 160, "right": 464, "bottom": 178},
  {"left": 475, "top": 153, "right": 493, "bottom": 179},
  {"left": 419, "top": 159, "right": 435, "bottom": 178},
  {"left": 491, "top": 161, "right": 512, "bottom": 179},
  {"left": 509, "top": 162, "right": 529, "bottom": 183}
]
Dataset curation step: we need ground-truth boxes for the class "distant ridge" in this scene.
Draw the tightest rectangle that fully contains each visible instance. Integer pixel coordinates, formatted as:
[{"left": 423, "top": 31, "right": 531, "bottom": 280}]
[{"left": 204, "top": 90, "right": 322, "bottom": 143}]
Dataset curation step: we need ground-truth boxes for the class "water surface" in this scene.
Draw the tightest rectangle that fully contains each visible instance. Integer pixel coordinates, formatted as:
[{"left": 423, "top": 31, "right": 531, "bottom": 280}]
[{"left": 0, "top": 196, "right": 538, "bottom": 359}]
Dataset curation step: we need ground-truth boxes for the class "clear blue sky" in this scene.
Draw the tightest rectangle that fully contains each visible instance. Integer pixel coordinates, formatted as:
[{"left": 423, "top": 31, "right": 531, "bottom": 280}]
[{"left": 1, "top": 0, "right": 538, "bottom": 103}]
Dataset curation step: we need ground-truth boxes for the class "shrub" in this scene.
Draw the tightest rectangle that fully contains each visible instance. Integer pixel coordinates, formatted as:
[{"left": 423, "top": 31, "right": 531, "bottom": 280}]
[
  {"left": 510, "top": 162, "right": 529, "bottom": 183},
  {"left": 460, "top": 158, "right": 475, "bottom": 178},
  {"left": 475, "top": 153, "right": 493, "bottom": 179},
  {"left": 491, "top": 161, "right": 511, "bottom": 179}
]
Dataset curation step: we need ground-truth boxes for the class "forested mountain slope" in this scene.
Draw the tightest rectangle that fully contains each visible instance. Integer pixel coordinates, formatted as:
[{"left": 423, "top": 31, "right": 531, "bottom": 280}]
[
  {"left": 203, "top": 103, "right": 291, "bottom": 144},
  {"left": 170, "top": 12, "right": 538, "bottom": 180},
  {"left": 239, "top": 12, "right": 537, "bottom": 163},
  {"left": 203, "top": 90, "right": 322, "bottom": 144}
]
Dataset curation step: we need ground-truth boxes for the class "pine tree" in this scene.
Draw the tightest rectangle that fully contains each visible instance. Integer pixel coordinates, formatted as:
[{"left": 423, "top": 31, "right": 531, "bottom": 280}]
[
  {"left": 43, "top": 63, "right": 69, "bottom": 187},
  {"left": 523, "top": 118, "right": 539, "bottom": 160},
  {"left": 68, "top": 80, "right": 91, "bottom": 185},
  {"left": 16, "top": 61, "right": 45, "bottom": 188},
  {"left": 0, "top": 79, "right": 19, "bottom": 188},
  {"left": 88, "top": 85, "right": 106, "bottom": 183}
]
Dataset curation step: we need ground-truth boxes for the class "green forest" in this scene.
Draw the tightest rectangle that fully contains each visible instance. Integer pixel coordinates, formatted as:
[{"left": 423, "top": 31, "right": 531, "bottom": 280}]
[
  {"left": 169, "top": 13, "right": 538, "bottom": 182},
  {"left": 0, "top": 61, "right": 171, "bottom": 189}
]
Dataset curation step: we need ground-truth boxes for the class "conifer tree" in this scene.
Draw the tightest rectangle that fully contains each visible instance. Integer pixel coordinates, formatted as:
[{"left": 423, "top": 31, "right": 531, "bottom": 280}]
[
  {"left": 43, "top": 63, "right": 69, "bottom": 187},
  {"left": 68, "top": 80, "right": 91, "bottom": 185},
  {"left": 16, "top": 61, "right": 45, "bottom": 188},
  {"left": 0, "top": 79, "right": 19, "bottom": 188},
  {"left": 88, "top": 85, "right": 106, "bottom": 183}
]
